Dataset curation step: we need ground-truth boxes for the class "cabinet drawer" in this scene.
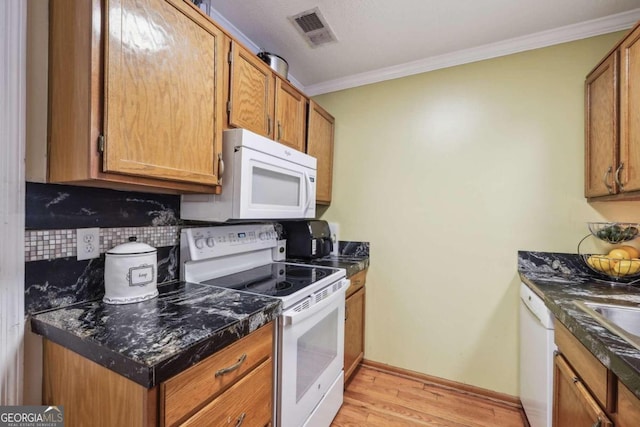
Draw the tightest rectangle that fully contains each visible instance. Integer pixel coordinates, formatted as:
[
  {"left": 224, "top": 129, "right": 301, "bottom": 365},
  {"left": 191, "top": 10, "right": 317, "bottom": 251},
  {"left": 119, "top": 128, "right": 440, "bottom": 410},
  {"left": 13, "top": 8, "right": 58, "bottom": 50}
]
[
  {"left": 161, "top": 322, "right": 273, "bottom": 426},
  {"left": 554, "top": 320, "right": 612, "bottom": 410},
  {"left": 346, "top": 269, "right": 366, "bottom": 298},
  {"left": 181, "top": 358, "right": 273, "bottom": 427}
]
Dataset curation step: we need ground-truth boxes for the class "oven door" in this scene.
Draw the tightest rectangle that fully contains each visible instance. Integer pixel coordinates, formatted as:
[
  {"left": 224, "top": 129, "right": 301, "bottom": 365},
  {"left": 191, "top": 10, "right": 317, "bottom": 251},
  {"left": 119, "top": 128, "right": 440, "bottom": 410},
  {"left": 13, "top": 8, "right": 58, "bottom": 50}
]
[
  {"left": 235, "top": 146, "right": 316, "bottom": 220},
  {"left": 277, "top": 284, "right": 346, "bottom": 427}
]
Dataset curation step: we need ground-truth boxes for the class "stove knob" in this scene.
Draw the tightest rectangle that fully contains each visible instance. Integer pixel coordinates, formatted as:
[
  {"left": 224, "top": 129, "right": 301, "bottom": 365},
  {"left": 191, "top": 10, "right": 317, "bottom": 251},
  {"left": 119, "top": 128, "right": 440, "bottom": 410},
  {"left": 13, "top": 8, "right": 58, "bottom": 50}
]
[
  {"left": 194, "top": 238, "right": 205, "bottom": 249},
  {"left": 206, "top": 237, "right": 215, "bottom": 248},
  {"left": 259, "top": 232, "right": 266, "bottom": 240}
]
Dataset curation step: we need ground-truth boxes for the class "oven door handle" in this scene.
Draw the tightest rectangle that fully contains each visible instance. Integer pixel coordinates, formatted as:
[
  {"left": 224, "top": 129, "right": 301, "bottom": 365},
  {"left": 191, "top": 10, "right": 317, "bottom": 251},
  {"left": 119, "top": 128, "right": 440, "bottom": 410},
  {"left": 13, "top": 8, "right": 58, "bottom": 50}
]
[{"left": 283, "top": 280, "right": 349, "bottom": 326}]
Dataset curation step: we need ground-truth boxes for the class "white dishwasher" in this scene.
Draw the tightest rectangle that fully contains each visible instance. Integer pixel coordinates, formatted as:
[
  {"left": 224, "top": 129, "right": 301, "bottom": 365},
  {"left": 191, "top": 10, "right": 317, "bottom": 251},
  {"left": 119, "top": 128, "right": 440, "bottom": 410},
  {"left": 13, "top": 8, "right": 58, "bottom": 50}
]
[{"left": 519, "top": 282, "right": 556, "bottom": 427}]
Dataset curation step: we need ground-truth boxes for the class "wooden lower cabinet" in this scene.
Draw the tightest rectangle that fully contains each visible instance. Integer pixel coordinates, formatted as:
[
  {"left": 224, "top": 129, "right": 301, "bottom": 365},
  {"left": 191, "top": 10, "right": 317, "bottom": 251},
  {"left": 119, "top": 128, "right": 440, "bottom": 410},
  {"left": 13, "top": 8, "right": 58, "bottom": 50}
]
[
  {"left": 614, "top": 380, "right": 640, "bottom": 427},
  {"left": 554, "top": 321, "right": 612, "bottom": 410},
  {"left": 553, "top": 353, "right": 612, "bottom": 427},
  {"left": 344, "top": 269, "right": 367, "bottom": 384},
  {"left": 553, "top": 319, "right": 640, "bottom": 427},
  {"left": 43, "top": 340, "right": 158, "bottom": 427},
  {"left": 43, "top": 322, "right": 274, "bottom": 427}
]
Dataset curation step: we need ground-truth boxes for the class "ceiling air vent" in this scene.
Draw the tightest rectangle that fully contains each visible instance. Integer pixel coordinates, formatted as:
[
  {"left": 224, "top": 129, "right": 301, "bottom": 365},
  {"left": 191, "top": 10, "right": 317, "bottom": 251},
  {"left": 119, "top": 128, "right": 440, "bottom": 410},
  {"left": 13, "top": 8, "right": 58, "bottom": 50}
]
[{"left": 288, "top": 7, "right": 337, "bottom": 48}]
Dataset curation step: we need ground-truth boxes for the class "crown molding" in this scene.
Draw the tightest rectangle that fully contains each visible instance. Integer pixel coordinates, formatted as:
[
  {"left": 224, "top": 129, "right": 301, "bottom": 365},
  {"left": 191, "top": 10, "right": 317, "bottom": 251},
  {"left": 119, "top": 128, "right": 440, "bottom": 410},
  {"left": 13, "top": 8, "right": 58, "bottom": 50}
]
[
  {"left": 206, "top": 6, "right": 304, "bottom": 91},
  {"left": 305, "top": 8, "right": 640, "bottom": 96}
]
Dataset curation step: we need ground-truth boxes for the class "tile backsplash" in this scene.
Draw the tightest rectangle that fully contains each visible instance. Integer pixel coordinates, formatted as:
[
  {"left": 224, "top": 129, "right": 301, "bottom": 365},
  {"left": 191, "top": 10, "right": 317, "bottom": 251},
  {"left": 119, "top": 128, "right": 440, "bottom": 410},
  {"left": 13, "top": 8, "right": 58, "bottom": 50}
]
[
  {"left": 25, "top": 182, "right": 182, "bottom": 314},
  {"left": 25, "top": 226, "right": 180, "bottom": 262}
]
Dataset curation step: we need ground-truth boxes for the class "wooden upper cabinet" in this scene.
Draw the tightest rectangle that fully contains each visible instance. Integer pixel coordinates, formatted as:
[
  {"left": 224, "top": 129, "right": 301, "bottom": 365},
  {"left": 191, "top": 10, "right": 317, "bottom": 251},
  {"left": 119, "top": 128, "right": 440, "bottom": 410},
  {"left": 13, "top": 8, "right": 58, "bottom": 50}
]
[
  {"left": 104, "top": 0, "right": 223, "bottom": 185},
  {"left": 48, "top": 0, "right": 224, "bottom": 193},
  {"left": 585, "top": 21, "right": 640, "bottom": 200},
  {"left": 307, "top": 100, "right": 335, "bottom": 204},
  {"left": 228, "top": 41, "right": 275, "bottom": 138},
  {"left": 227, "top": 41, "right": 308, "bottom": 151},
  {"left": 585, "top": 52, "right": 618, "bottom": 198},
  {"left": 619, "top": 24, "right": 640, "bottom": 193},
  {"left": 275, "top": 78, "right": 307, "bottom": 151}
]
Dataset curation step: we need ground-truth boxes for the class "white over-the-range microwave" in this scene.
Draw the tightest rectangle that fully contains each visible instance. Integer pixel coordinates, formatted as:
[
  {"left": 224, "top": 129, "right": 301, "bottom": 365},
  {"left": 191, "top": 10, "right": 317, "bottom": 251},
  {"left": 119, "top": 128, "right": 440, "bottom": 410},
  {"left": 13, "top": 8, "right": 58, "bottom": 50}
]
[{"left": 181, "top": 128, "right": 317, "bottom": 222}]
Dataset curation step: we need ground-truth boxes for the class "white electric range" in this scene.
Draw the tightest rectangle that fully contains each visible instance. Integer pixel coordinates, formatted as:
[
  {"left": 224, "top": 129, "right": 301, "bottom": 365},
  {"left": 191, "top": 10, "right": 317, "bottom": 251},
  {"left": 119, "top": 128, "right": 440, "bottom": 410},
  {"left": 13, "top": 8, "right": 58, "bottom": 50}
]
[{"left": 180, "top": 223, "right": 349, "bottom": 427}]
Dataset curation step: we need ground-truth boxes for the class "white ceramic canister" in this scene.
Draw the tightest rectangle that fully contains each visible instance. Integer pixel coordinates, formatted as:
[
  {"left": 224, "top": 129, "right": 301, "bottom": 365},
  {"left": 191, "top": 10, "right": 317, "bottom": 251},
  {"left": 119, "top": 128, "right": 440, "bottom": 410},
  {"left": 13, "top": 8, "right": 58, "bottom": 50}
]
[{"left": 104, "top": 237, "right": 158, "bottom": 304}]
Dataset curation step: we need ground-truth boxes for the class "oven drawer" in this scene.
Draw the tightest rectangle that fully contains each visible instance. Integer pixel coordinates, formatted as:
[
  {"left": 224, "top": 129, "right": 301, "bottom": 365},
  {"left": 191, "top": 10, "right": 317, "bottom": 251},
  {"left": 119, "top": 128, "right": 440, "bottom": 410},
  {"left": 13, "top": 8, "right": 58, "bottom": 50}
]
[
  {"left": 161, "top": 322, "right": 273, "bottom": 426},
  {"left": 180, "top": 357, "right": 273, "bottom": 427}
]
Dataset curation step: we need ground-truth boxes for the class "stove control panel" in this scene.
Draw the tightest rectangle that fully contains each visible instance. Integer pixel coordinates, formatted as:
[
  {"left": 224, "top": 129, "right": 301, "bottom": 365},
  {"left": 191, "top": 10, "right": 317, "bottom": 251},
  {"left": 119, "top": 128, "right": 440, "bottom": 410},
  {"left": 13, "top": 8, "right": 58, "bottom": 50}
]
[{"left": 181, "top": 224, "right": 278, "bottom": 261}]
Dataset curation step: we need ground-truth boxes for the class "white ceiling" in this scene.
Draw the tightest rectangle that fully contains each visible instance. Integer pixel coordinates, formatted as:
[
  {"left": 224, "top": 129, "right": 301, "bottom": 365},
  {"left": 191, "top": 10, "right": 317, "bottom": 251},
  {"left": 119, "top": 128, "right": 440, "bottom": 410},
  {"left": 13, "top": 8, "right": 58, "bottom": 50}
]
[{"left": 205, "top": 0, "right": 640, "bottom": 95}]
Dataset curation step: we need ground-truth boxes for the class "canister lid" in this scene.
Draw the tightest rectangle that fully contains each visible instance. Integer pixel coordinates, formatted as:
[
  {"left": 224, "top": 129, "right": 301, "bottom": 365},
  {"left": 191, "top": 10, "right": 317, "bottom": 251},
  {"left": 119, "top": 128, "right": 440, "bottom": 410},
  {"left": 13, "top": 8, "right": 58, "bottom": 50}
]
[{"left": 106, "top": 236, "right": 156, "bottom": 255}]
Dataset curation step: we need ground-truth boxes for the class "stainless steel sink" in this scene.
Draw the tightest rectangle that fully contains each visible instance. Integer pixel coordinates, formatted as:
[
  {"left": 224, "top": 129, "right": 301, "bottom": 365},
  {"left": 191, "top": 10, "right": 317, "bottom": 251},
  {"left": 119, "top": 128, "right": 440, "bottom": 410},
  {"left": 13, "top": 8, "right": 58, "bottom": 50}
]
[{"left": 574, "top": 301, "right": 640, "bottom": 351}]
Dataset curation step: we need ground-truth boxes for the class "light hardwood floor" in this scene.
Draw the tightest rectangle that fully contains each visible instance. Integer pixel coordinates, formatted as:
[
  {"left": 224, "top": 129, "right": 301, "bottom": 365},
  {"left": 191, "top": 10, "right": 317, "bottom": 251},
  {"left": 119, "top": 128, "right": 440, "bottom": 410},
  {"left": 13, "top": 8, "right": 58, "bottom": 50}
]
[{"left": 332, "top": 365, "right": 529, "bottom": 426}]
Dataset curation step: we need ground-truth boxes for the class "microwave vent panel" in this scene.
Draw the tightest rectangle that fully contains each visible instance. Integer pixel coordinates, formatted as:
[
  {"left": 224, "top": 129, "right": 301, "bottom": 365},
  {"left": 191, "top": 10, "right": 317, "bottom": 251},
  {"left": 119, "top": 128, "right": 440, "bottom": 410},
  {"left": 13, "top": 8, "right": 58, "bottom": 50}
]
[{"left": 288, "top": 7, "right": 337, "bottom": 48}]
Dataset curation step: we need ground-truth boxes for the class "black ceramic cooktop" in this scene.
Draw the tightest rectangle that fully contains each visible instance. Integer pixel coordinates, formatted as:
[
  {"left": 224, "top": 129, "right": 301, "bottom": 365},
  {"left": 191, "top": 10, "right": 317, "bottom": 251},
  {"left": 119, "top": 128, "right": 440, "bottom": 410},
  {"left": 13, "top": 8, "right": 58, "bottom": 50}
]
[{"left": 201, "top": 262, "right": 339, "bottom": 298}]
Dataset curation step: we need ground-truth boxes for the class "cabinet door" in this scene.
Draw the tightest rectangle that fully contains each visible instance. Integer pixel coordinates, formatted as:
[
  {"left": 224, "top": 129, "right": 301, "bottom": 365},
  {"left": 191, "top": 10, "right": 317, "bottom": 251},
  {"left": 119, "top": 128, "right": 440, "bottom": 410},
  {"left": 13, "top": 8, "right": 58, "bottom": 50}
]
[
  {"left": 275, "top": 78, "right": 307, "bottom": 152},
  {"left": 344, "top": 287, "right": 365, "bottom": 383},
  {"left": 307, "top": 100, "right": 335, "bottom": 204},
  {"left": 585, "top": 53, "right": 619, "bottom": 198},
  {"left": 616, "top": 380, "right": 640, "bottom": 427},
  {"left": 229, "top": 42, "right": 275, "bottom": 138},
  {"left": 104, "top": 0, "right": 223, "bottom": 185},
  {"left": 619, "top": 24, "right": 640, "bottom": 192},
  {"left": 553, "top": 354, "right": 612, "bottom": 427}
]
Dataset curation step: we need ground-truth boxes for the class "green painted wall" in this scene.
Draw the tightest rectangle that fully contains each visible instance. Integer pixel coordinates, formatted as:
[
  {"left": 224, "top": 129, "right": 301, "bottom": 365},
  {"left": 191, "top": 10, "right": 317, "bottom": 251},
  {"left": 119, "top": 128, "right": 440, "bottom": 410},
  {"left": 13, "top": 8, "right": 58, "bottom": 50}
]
[{"left": 315, "top": 31, "right": 636, "bottom": 395}]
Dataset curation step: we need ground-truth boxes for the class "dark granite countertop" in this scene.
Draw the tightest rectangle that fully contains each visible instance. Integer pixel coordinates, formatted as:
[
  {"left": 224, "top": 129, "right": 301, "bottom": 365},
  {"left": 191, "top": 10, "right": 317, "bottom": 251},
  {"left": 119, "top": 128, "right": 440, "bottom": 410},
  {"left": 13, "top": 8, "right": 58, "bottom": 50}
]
[
  {"left": 519, "top": 251, "right": 640, "bottom": 399},
  {"left": 30, "top": 281, "right": 281, "bottom": 388},
  {"left": 287, "top": 254, "right": 369, "bottom": 278}
]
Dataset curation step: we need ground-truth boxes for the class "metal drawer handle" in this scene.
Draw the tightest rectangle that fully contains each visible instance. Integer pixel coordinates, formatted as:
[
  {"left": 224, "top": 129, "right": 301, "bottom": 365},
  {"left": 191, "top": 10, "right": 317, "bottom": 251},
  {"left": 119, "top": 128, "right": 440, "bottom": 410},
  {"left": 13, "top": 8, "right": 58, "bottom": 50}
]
[
  {"left": 615, "top": 163, "right": 624, "bottom": 192},
  {"left": 235, "top": 413, "right": 246, "bottom": 427},
  {"left": 603, "top": 166, "right": 613, "bottom": 194},
  {"left": 215, "top": 353, "right": 247, "bottom": 377}
]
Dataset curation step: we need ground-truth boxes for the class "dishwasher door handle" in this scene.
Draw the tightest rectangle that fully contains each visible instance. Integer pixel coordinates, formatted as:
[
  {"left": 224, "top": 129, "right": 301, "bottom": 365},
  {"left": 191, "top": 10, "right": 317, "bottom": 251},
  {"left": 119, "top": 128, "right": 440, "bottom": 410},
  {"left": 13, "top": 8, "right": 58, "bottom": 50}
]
[{"left": 521, "top": 299, "right": 546, "bottom": 327}]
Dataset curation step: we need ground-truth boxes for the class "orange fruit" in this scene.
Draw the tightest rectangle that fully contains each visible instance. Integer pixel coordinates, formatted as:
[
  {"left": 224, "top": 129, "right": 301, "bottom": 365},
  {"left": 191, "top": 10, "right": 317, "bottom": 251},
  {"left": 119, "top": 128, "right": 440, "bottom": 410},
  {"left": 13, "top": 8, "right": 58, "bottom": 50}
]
[
  {"left": 608, "top": 248, "right": 631, "bottom": 260},
  {"left": 618, "top": 245, "right": 640, "bottom": 259}
]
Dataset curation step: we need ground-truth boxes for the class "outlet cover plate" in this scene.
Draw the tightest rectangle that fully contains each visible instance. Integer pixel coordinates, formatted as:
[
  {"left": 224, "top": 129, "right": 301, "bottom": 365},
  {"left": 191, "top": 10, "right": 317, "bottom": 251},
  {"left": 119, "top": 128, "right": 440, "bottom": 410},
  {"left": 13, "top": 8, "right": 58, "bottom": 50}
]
[{"left": 77, "top": 227, "right": 100, "bottom": 260}]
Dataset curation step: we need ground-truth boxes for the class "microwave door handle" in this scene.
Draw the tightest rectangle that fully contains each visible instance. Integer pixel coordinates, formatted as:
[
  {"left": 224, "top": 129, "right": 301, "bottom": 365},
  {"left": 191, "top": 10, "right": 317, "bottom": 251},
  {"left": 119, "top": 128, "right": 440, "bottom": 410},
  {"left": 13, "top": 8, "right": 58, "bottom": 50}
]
[{"left": 303, "top": 171, "right": 312, "bottom": 213}]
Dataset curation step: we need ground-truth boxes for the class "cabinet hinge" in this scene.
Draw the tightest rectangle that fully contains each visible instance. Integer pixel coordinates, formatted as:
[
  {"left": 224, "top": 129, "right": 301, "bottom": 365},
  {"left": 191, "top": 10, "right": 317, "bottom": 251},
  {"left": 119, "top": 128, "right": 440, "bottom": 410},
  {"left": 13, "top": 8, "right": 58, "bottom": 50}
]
[
  {"left": 228, "top": 50, "right": 233, "bottom": 64},
  {"left": 97, "top": 135, "right": 105, "bottom": 153},
  {"left": 226, "top": 100, "right": 232, "bottom": 113}
]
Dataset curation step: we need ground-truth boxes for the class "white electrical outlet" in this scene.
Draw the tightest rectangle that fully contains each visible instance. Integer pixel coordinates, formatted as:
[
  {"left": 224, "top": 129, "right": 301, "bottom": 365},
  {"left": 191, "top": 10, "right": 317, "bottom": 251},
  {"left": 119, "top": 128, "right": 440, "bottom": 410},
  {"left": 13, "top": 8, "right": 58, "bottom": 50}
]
[{"left": 77, "top": 227, "right": 100, "bottom": 260}]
